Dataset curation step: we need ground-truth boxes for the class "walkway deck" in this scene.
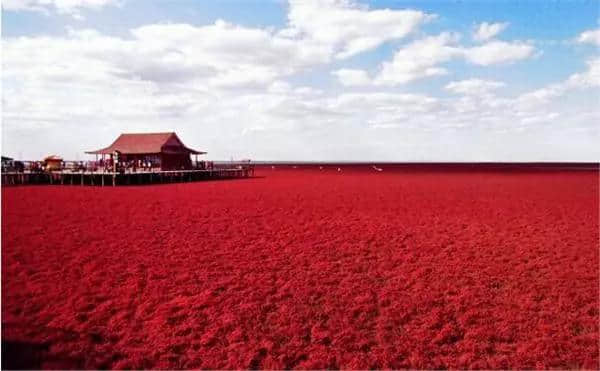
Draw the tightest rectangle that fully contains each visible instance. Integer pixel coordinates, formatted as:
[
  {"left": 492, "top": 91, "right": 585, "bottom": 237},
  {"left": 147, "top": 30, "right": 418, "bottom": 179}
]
[{"left": 2, "top": 168, "right": 253, "bottom": 186}]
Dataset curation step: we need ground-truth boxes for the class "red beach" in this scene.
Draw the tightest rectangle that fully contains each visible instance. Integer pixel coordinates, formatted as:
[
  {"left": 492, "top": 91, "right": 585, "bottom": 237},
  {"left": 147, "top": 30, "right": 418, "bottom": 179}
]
[{"left": 2, "top": 165, "right": 598, "bottom": 369}]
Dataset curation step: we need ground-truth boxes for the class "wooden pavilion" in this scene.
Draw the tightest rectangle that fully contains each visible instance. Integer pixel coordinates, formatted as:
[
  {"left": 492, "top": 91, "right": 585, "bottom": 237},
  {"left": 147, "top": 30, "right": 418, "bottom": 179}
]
[{"left": 86, "top": 132, "right": 206, "bottom": 170}]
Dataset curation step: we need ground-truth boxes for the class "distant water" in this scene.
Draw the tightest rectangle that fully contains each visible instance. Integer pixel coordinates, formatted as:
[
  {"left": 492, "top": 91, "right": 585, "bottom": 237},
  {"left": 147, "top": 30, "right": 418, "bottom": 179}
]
[{"left": 246, "top": 162, "right": 599, "bottom": 171}]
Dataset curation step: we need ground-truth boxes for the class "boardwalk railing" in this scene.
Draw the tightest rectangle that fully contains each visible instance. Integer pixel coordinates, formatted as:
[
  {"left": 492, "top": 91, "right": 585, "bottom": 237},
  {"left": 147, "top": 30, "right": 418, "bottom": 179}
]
[{"left": 1, "top": 160, "right": 255, "bottom": 186}]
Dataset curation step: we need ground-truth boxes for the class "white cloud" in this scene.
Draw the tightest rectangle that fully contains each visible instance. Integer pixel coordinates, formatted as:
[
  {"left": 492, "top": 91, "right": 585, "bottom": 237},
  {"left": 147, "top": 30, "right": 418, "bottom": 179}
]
[
  {"left": 331, "top": 92, "right": 439, "bottom": 113},
  {"left": 285, "top": 0, "right": 434, "bottom": 59},
  {"left": 577, "top": 28, "right": 600, "bottom": 46},
  {"left": 2, "top": 21, "right": 339, "bottom": 150},
  {"left": 520, "top": 112, "right": 559, "bottom": 125},
  {"left": 2, "top": 0, "right": 120, "bottom": 18},
  {"left": 2, "top": 20, "right": 335, "bottom": 94},
  {"left": 518, "top": 57, "right": 600, "bottom": 108},
  {"left": 374, "top": 32, "right": 462, "bottom": 85},
  {"left": 267, "top": 81, "right": 292, "bottom": 94},
  {"left": 331, "top": 68, "right": 371, "bottom": 86},
  {"left": 473, "top": 22, "right": 509, "bottom": 42},
  {"left": 128, "top": 21, "right": 330, "bottom": 86},
  {"left": 294, "top": 86, "right": 324, "bottom": 96},
  {"left": 1, "top": 1, "right": 597, "bottom": 161},
  {"left": 445, "top": 79, "right": 505, "bottom": 96},
  {"left": 463, "top": 40, "right": 536, "bottom": 65},
  {"left": 564, "top": 57, "right": 600, "bottom": 88},
  {"left": 371, "top": 34, "right": 535, "bottom": 86}
]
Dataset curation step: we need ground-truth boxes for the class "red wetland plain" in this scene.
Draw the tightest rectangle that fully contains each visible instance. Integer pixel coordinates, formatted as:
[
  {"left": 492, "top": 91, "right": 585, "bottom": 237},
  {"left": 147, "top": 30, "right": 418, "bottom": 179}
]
[{"left": 2, "top": 164, "right": 599, "bottom": 369}]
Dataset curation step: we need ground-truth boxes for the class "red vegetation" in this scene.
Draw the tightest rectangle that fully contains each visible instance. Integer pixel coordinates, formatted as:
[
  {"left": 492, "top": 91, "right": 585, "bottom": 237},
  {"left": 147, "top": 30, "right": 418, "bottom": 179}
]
[{"left": 2, "top": 165, "right": 599, "bottom": 369}]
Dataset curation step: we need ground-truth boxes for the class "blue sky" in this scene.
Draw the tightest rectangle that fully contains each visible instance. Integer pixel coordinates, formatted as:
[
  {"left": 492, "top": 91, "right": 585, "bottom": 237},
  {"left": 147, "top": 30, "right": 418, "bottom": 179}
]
[{"left": 2, "top": 0, "right": 599, "bottom": 161}]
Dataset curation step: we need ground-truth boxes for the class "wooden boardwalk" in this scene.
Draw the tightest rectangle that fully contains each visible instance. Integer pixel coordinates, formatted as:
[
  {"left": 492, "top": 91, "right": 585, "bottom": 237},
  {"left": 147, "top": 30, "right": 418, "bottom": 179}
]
[{"left": 2, "top": 168, "right": 253, "bottom": 187}]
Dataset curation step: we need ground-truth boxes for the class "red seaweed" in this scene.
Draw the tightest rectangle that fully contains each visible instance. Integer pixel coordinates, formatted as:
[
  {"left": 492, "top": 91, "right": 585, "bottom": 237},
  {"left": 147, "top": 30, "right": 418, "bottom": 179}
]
[{"left": 2, "top": 166, "right": 598, "bottom": 369}]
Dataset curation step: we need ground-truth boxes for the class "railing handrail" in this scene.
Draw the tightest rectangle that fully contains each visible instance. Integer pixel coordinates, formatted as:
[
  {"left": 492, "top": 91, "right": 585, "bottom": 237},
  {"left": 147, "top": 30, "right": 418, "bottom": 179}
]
[{"left": 3, "top": 159, "right": 254, "bottom": 173}]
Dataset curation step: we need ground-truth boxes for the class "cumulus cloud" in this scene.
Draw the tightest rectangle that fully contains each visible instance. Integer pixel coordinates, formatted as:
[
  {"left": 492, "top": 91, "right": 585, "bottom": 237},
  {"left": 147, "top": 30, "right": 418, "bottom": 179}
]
[
  {"left": 331, "top": 69, "right": 371, "bottom": 86},
  {"left": 331, "top": 92, "right": 439, "bottom": 114},
  {"left": 519, "top": 112, "right": 559, "bottom": 125},
  {"left": 370, "top": 34, "right": 536, "bottom": 86},
  {"left": 445, "top": 79, "right": 506, "bottom": 96},
  {"left": 2, "top": 2, "right": 436, "bottom": 92},
  {"left": 2, "top": 20, "right": 338, "bottom": 154},
  {"left": 3, "top": 21, "right": 334, "bottom": 94},
  {"left": 565, "top": 57, "right": 600, "bottom": 88},
  {"left": 2, "top": 0, "right": 120, "bottom": 18},
  {"left": 285, "top": 0, "right": 434, "bottom": 59},
  {"left": 463, "top": 40, "right": 536, "bottom": 65},
  {"left": 374, "top": 32, "right": 462, "bottom": 85},
  {"left": 473, "top": 22, "right": 509, "bottom": 42},
  {"left": 2, "top": 1, "right": 597, "bottom": 161},
  {"left": 518, "top": 57, "right": 600, "bottom": 108},
  {"left": 577, "top": 28, "right": 600, "bottom": 46}
]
